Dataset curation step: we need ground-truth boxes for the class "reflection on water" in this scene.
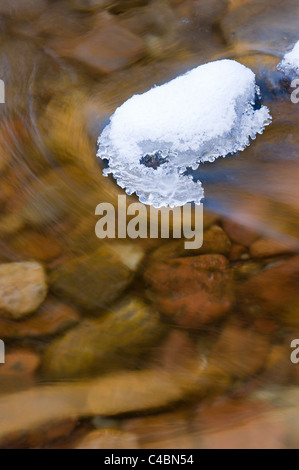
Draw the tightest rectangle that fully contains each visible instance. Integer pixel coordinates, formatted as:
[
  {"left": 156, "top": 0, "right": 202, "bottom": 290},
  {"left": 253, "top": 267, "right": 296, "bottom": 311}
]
[{"left": 0, "top": 0, "right": 299, "bottom": 449}]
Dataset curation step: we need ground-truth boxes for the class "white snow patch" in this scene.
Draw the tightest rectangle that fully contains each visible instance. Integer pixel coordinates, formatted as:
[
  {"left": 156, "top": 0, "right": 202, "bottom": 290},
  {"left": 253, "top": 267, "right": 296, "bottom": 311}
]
[
  {"left": 97, "top": 59, "right": 271, "bottom": 208},
  {"left": 278, "top": 40, "right": 299, "bottom": 74}
]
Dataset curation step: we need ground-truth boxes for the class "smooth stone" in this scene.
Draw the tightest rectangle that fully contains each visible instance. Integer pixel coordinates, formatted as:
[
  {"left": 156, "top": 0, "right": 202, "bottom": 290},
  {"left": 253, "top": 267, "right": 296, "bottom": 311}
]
[
  {"left": 50, "top": 244, "right": 143, "bottom": 312},
  {"left": 145, "top": 254, "right": 234, "bottom": 328},
  {"left": 250, "top": 237, "right": 294, "bottom": 259},
  {"left": 209, "top": 324, "right": 269, "bottom": 380},
  {"left": 149, "top": 225, "right": 231, "bottom": 262},
  {"left": 0, "top": 262, "right": 47, "bottom": 319},
  {"left": 222, "top": 219, "right": 258, "bottom": 247},
  {"left": 221, "top": 0, "right": 299, "bottom": 54},
  {"left": 47, "top": 14, "right": 145, "bottom": 75},
  {"left": 239, "top": 255, "right": 299, "bottom": 315},
  {"left": 10, "top": 230, "right": 62, "bottom": 262},
  {"left": 41, "top": 297, "right": 164, "bottom": 379},
  {"left": 0, "top": 300, "right": 80, "bottom": 339},
  {"left": 0, "top": 365, "right": 202, "bottom": 443},
  {"left": 0, "top": 350, "right": 41, "bottom": 394}
]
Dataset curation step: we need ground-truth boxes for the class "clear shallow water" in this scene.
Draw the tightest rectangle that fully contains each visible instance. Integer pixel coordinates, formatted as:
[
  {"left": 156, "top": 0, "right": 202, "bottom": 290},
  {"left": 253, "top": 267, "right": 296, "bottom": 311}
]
[{"left": 0, "top": 0, "right": 299, "bottom": 449}]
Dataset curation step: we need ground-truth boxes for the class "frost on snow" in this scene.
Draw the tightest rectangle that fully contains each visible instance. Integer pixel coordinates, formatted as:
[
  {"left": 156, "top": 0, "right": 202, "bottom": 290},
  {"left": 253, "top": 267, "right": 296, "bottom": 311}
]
[
  {"left": 97, "top": 59, "right": 271, "bottom": 208},
  {"left": 278, "top": 40, "right": 299, "bottom": 74}
]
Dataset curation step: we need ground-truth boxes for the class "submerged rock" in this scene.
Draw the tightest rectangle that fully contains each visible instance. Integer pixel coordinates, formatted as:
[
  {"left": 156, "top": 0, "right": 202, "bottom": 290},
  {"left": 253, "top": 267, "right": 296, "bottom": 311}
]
[
  {"left": 0, "top": 366, "right": 201, "bottom": 444},
  {"left": 239, "top": 255, "right": 299, "bottom": 315},
  {"left": 222, "top": 219, "right": 258, "bottom": 247},
  {"left": 0, "top": 350, "right": 41, "bottom": 394},
  {"left": 50, "top": 244, "right": 143, "bottom": 312},
  {"left": 0, "top": 300, "right": 80, "bottom": 339},
  {"left": 0, "top": 262, "right": 47, "bottom": 320},
  {"left": 210, "top": 325, "right": 269, "bottom": 380},
  {"left": 148, "top": 225, "right": 231, "bottom": 261},
  {"left": 250, "top": 237, "right": 293, "bottom": 259},
  {"left": 221, "top": 0, "right": 299, "bottom": 54},
  {"left": 278, "top": 40, "right": 299, "bottom": 75},
  {"left": 145, "top": 254, "right": 234, "bottom": 328},
  {"left": 47, "top": 15, "right": 145, "bottom": 75},
  {"left": 41, "top": 297, "right": 164, "bottom": 379},
  {"left": 97, "top": 59, "right": 271, "bottom": 207}
]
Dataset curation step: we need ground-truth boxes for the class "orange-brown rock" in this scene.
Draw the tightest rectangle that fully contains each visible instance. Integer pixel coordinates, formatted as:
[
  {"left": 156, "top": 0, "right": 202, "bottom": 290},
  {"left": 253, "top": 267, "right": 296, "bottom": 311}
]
[
  {"left": 47, "top": 15, "right": 145, "bottom": 75},
  {"left": 149, "top": 225, "right": 231, "bottom": 262},
  {"left": 222, "top": 219, "right": 258, "bottom": 247},
  {"left": 149, "top": 330, "right": 198, "bottom": 372},
  {"left": 10, "top": 231, "right": 62, "bottom": 262},
  {"left": 145, "top": 254, "right": 234, "bottom": 328},
  {"left": 239, "top": 256, "right": 299, "bottom": 315},
  {"left": 0, "top": 350, "right": 40, "bottom": 393},
  {"left": 250, "top": 238, "right": 293, "bottom": 259},
  {"left": 0, "top": 300, "right": 80, "bottom": 339},
  {"left": 210, "top": 325, "right": 269, "bottom": 379}
]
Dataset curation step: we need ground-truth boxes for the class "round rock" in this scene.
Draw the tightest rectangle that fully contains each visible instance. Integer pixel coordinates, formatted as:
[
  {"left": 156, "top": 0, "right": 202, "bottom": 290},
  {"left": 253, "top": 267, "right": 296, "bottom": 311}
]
[{"left": 0, "top": 262, "right": 47, "bottom": 319}]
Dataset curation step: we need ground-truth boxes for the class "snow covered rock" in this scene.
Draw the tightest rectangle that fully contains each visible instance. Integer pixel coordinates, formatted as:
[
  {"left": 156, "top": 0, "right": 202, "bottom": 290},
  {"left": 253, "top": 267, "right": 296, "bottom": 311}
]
[
  {"left": 97, "top": 59, "right": 271, "bottom": 208},
  {"left": 278, "top": 40, "right": 299, "bottom": 74}
]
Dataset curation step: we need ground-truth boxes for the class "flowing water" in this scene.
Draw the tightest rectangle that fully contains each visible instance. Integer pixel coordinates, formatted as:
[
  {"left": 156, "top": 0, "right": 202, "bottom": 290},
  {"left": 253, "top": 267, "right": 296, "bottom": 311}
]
[{"left": 0, "top": 0, "right": 299, "bottom": 449}]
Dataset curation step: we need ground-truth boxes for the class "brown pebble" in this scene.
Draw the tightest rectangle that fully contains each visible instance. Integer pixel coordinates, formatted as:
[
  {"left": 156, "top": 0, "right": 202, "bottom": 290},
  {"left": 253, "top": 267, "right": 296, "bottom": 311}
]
[
  {"left": 145, "top": 254, "right": 234, "bottom": 329},
  {"left": 250, "top": 237, "right": 293, "bottom": 259},
  {"left": 0, "top": 350, "right": 41, "bottom": 393},
  {"left": 222, "top": 219, "right": 258, "bottom": 247},
  {"left": 239, "top": 255, "right": 299, "bottom": 315},
  {"left": 210, "top": 325, "right": 269, "bottom": 379},
  {"left": 10, "top": 231, "right": 62, "bottom": 262},
  {"left": 0, "top": 300, "right": 80, "bottom": 339},
  {"left": 47, "top": 16, "right": 145, "bottom": 75}
]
